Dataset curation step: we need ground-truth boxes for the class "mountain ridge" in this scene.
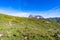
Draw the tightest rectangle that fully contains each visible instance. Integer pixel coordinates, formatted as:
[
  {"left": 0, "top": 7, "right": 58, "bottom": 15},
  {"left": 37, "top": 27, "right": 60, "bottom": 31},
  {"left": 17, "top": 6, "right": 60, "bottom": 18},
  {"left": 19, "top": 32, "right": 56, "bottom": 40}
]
[{"left": 0, "top": 14, "right": 60, "bottom": 40}]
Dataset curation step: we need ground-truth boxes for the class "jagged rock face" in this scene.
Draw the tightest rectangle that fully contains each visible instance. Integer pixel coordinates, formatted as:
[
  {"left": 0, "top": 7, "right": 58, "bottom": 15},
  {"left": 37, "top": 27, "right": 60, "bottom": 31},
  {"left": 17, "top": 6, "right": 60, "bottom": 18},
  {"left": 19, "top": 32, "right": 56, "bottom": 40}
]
[{"left": 29, "top": 15, "right": 44, "bottom": 19}]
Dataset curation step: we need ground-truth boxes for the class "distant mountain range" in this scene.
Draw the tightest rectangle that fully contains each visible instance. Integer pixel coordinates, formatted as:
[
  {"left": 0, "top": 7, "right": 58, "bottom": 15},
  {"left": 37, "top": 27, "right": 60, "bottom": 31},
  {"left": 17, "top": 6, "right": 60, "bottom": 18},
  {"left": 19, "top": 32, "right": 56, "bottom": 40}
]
[
  {"left": 29, "top": 15, "right": 60, "bottom": 23},
  {"left": 46, "top": 17, "right": 60, "bottom": 23}
]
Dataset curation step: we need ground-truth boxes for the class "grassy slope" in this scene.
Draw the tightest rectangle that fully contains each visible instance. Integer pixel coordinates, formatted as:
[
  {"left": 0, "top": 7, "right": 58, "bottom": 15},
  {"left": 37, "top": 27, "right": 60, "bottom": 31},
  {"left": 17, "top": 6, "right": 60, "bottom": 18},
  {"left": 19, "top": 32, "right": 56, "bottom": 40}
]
[{"left": 0, "top": 14, "right": 60, "bottom": 40}]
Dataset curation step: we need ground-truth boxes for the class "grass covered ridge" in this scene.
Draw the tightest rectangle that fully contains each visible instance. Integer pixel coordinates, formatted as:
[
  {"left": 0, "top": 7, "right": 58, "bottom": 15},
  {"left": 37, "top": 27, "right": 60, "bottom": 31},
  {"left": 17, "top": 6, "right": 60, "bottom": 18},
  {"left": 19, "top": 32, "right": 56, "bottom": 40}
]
[{"left": 0, "top": 14, "right": 60, "bottom": 40}]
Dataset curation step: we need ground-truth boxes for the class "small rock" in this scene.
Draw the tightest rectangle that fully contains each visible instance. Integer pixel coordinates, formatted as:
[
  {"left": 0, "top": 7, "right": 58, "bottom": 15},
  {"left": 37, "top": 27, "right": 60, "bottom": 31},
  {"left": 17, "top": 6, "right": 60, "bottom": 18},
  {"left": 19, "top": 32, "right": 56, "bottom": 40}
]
[
  {"left": 25, "top": 36, "right": 28, "bottom": 39},
  {"left": 0, "top": 34, "right": 3, "bottom": 37}
]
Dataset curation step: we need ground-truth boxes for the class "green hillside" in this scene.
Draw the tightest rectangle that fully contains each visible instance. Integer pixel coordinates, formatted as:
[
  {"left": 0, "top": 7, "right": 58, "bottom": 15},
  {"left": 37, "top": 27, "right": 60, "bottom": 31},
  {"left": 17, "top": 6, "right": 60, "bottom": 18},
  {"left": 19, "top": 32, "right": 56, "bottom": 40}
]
[{"left": 0, "top": 14, "right": 60, "bottom": 40}]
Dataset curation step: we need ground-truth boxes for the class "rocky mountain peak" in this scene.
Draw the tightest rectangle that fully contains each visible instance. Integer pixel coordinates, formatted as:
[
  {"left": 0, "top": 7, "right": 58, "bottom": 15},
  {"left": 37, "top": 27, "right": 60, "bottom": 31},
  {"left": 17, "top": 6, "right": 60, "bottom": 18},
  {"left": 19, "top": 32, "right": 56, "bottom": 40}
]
[{"left": 29, "top": 14, "right": 44, "bottom": 19}]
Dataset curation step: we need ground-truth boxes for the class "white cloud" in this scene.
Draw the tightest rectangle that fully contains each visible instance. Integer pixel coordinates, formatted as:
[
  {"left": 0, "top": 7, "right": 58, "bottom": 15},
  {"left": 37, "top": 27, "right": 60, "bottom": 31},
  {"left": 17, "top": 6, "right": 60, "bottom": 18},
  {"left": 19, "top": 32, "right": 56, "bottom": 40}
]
[
  {"left": 0, "top": 8, "right": 30, "bottom": 17},
  {"left": 0, "top": 7, "right": 60, "bottom": 18}
]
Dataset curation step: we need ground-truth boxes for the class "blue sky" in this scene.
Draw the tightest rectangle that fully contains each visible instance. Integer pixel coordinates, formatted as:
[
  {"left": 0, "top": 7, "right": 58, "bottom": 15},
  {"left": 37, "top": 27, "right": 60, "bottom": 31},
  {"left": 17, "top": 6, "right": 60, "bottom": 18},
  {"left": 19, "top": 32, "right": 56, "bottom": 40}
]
[{"left": 0, "top": 0, "right": 60, "bottom": 18}]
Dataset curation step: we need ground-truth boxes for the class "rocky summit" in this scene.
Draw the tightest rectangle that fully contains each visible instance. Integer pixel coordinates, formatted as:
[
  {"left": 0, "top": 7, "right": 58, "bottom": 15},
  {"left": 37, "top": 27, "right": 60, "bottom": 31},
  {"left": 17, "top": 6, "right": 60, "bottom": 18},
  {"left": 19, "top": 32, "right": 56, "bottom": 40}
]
[{"left": 29, "top": 15, "right": 44, "bottom": 19}]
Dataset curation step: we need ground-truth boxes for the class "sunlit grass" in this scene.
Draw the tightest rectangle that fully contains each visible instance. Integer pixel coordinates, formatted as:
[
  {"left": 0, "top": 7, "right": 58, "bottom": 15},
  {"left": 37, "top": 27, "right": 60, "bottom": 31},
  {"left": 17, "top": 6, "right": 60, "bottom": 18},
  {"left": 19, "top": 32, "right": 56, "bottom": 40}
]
[{"left": 0, "top": 14, "right": 60, "bottom": 40}]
